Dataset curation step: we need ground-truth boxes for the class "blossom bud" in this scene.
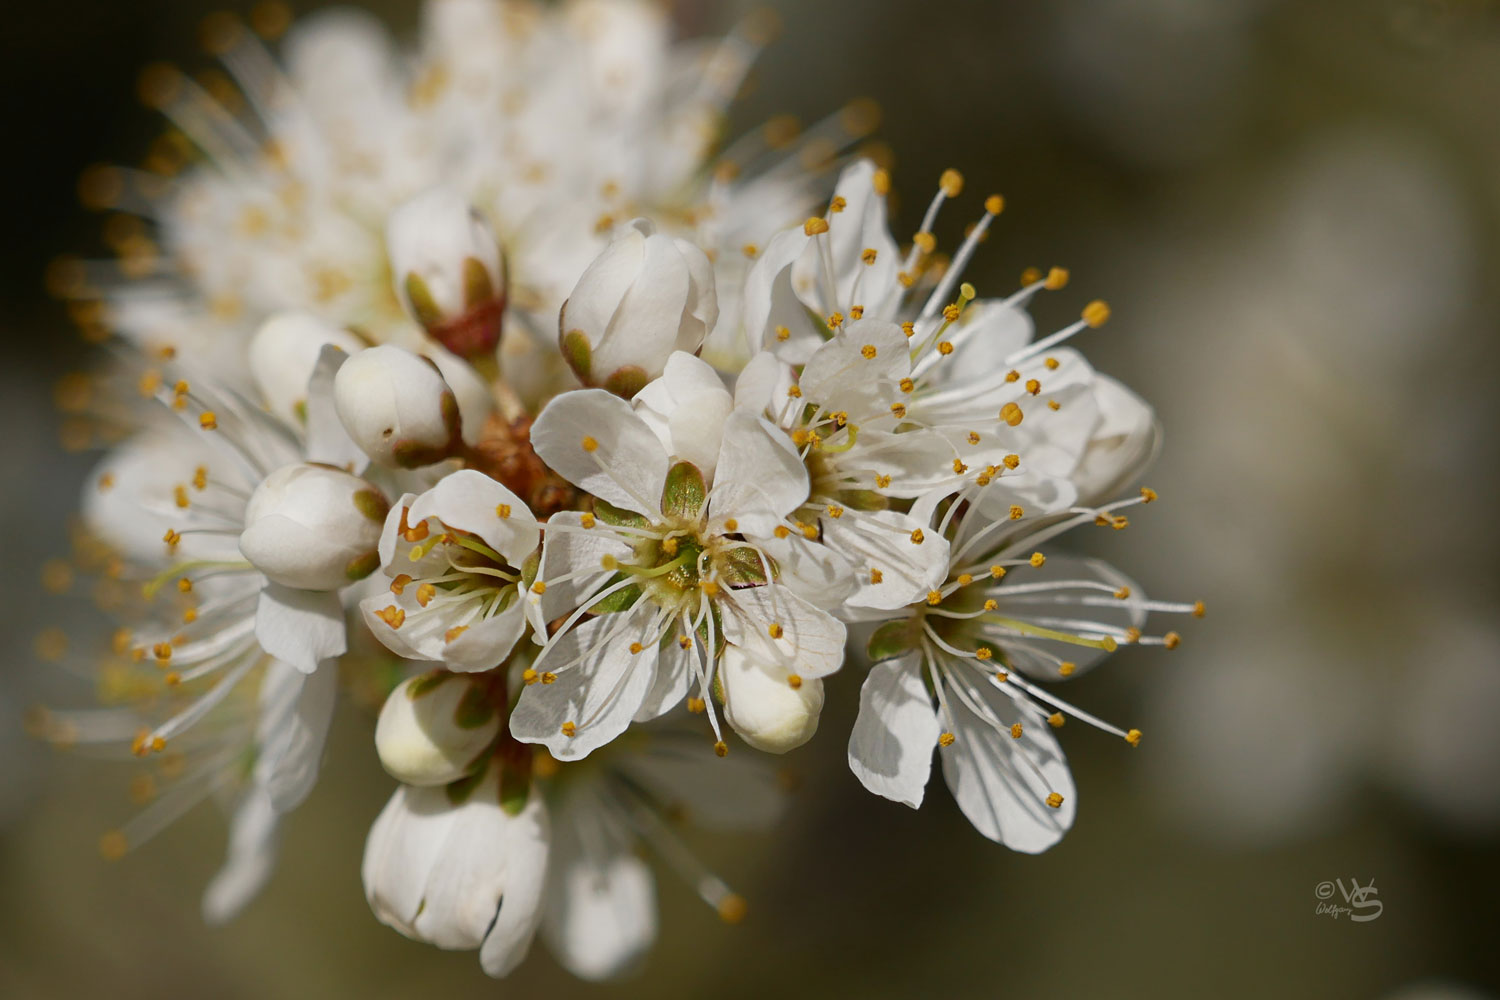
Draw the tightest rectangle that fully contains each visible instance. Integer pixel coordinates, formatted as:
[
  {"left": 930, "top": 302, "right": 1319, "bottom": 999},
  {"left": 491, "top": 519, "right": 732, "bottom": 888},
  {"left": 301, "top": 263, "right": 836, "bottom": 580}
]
[
  {"left": 333, "top": 345, "right": 463, "bottom": 468},
  {"left": 720, "top": 646, "right": 824, "bottom": 754},
  {"left": 238, "top": 463, "right": 388, "bottom": 590},
  {"left": 375, "top": 673, "right": 501, "bottom": 786},
  {"left": 387, "top": 187, "right": 507, "bottom": 360},
  {"left": 559, "top": 218, "right": 717, "bottom": 398},
  {"left": 1073, "top": 374, "right": 1161, "bottom": 505},
  {"left": 247, "top": 311, "right": 365, "bottom": 425}
]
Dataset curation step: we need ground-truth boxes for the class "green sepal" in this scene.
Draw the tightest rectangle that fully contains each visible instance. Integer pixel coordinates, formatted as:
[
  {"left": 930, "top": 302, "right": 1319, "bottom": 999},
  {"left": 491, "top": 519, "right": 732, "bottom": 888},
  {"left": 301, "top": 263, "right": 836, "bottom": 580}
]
[
  {"left": 498, "top": 762, "right": 531, "bottom": 816},
  {"left": 462, "top": 256, "right": 494, "bottom": 309},
  {"left": 602, "top": 365, "right": 649, "bottom": 399},
  {"left": 344, "top": 550, "right": 380, "bottom": 582},
  {"left": 404, "top": 272, "right": 446, "bottom": 330},
  {"left": 590, "top": 577, "right": 642, "bottom": 614},
  {"left": 593, "top": 498, "right": 649, "bottom": 529},
  {"left": 407, "top": 669, "right": 452, "bottom": 700},
  {"left": 453, "top": 681, "right": 497, "bottom": 730},
  {"left": 838, "top": 488, "right": 890, "bottom": 512},
  {"left": 352, "top": 488, "right": 390, "bottom": 523},
  {"left": 445, "top": 760, "right": 488, "bottom": 806},
  {"left": 559, "top": 325, "right": 592, "bottom": 382},
  {"left": 718, "top": 547, "right": 773, "bottom": 588},
  {"left": 868, "top": 619, "right": 919, "bottom": 662},
  {"left": 661, "top": 461, "right": 707, "bottom": 520}
]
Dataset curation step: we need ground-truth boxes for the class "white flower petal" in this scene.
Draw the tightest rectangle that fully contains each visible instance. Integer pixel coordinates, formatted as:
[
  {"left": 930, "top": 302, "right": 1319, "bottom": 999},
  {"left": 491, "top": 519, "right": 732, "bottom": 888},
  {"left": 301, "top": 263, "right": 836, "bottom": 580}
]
[
  {"left": 708, "top": 410, "right": 808, "bottom": 535},
  {"left": 755, "top": 531, "right": 858, "bottom": 611},
  {"left": 202, "top": 785, "right": 279, "bottom": 925},
  {"left": 822, "top": 508, "right": 950, "bottom": 612},
  {"left": 254, "top": 659, "right": 337, "bottom": 813},
  {"left": 848, "top": 655, "right": 939, "bottom": 809},
  {"left": 407, "top": 468, "right": 539, "bottom": 566},
  {"left": 720, "top": 584, "right": 846, "bottom": 679},
  {"left": 304, "top": 343, "right": 369, "bottom": 472},
  {"left": 254, "top": 584, "right": 347, "bottom": 674},
  {"left": 542, "top": 800, "right": 656, "bottom": 981},
  {"left": 742, "top": 227, "right": 822, "bottom": 363},
  {"left": 526, "top": 511, "right": 634, "bottom": 636},
  {"left": 939, "top": 682, "right": 1076, "bottom": 852},
  {"left": 509, "top": 612, "right": 660, "bottom": 760},
  {"left": 530, "top": 389, "right": 670, "bottom": 519},
  {"left": 479, "top": 791, "right": 552, "bottom": 978},
  {"left": 799, "top": 319, "right": 910, "bottom": 418}
]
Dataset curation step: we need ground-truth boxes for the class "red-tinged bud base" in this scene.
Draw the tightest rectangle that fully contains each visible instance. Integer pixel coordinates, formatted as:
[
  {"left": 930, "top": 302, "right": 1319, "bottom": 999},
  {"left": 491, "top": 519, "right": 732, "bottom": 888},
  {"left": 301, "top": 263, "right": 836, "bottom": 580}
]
[{"left": 429, "top": 297, "right": 504, "bottom": 361}]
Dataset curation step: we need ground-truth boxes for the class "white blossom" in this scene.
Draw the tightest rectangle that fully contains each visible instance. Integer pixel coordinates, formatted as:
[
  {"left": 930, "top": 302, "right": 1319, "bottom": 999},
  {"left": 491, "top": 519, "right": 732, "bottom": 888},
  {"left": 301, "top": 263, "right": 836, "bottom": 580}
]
[{"left": 333, "top": 345, "right": 463, "bottom": 468}]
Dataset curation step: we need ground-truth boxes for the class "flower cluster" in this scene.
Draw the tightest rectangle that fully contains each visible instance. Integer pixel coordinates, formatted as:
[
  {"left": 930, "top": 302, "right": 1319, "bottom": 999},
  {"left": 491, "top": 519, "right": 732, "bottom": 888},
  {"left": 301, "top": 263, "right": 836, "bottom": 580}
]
[{"left": 37, "top": 0, "right": 1197, "bottom": 981}]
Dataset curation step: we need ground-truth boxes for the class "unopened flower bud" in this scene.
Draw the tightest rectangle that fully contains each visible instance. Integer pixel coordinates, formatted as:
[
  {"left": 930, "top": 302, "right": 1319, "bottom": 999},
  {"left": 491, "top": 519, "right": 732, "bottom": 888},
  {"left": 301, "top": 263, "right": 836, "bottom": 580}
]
[
  {"left": 375, "top": 673, "right": 501, "bottom": 786},
  {"left": 248, "top": 311, "right": 365, "bottom": 425},
  {"left": 720, "top": 646, "right": 824, "bottom": 754},
  {"left": 333, "top": 345, "right": 463, "bottom": 468},
  {"left": 559, "top": 218, "right": 717, "bottom": 398},
  {"left": 238, "top": 463, "right": 388, "bottom": 590},
  {"left": 387, "top": 187, "right": 507, "bottom": 360},
  {"left": 1073, "top": 374, "right": 1161, "bottom": 505}
]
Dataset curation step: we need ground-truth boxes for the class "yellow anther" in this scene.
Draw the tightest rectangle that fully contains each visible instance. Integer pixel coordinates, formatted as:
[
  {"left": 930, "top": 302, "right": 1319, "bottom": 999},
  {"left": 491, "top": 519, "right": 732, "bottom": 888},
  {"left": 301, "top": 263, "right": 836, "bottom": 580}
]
[
  {"left": 1048, "top": 713, "right": 1066, "bottom": 728},
  {"left": 175, "top": 577, "right": 192, "bottom": 594},
  {"left": 939, "top": 168, "right": 964, "bottom": 197},
  {"left": 1059, "top": 661, "right": 1076, "bottom": 677},
  {"left": 913, "top": 231, "right": 937, "bottom": 254},
  {"left": 152, "top": 642, "right": 172, "bottom": 663},
  {"left": 955, "top": 573, "right": 973, "bottom": 587},
  {"left": 774, "top": 525, "right": 791, "bottom": 539},
  {"left": 901, "top": 321, "right": 916, "bottom": 338},
  {"left": 787, "top": 674, "right": 803, "bottom": 690},
  {"left": 198, "top": 411, "right": 218, "bottom": 430},
  {"left": 1124, "top": 627, "right": 1142, "bottom": 644},
  {"left": 1020, "top": 266, "right": 1042, "bottom": 286},
  {"left": 1140, "top": 486, "right": 1158, "bottom": 502},
  {"left": 687, "top": 697, "right": 706, "bottom": 714},
  {"left": 1000, "top": 402, "right": 1024, "bottom": 426},
  {"left": 701, "top": 579, "right": 721, "bottom": 598},
  {"left": 983, "top": 598, "right": 998, "bottom": 611},
  {"left": 975, "top": 647, "right": 993, "bottom": 661},
  {"left": 967, "top": 431, "right": 981, "bottom": 445},
  {"left": 1025, "top": 379, "right": 1041, "bottom": 395},
  {"left": 1115, "top": 586, "right": 1132, "bottom": 600},
  {"left": 678, "top": 635, "right": 692, "bottom": 649},
  {"left": 890, "top": 403, "right": 907, "bottom": 418},
  {"left": 849, "top": 305, "right": 864, "bottom": 319},
  {"left": 874, "top": 474, "right": 891, "bottom": 488},
  {"left": 995, "top": 670, "right": 1009, "bottom": 683},
  {"left": 1193, "top": 600, "right": 1206, "bottom": 618},
  {"left": 989, "top": 565, "right": 1006, "bottom": 579},
  {"left": 938, "top": 732, "right": 956, "bottom": 747},
  {"left": 742, "top": 243, "right": 759, "bottom": 259},
  {"left": 541, "top": 672, "right": 557, "bottom": 684},
  {"left": 1048, "top": 399, "right": 1061, "bottom": 411},
  {"left": 827, "top": 312, "right": 845, "bottom": 329},
  {"left": 626, "top": 642, "right": 644, "bottom": 656},
  {"left": 768, "top": 623, "right": 784, "bottom": 639},
  {"left": 942, "top": 303, "right": 960, "bottom": 322},
  {"left": 1010, "top": 723, "right": 1024, "bottom": 740},
  {"left": 1046, "top": 792, "right": 1064, "bottom": 809},
  {"left": 953, "top": 459, "right": 968, "bottom": 474},
  {"left": 98, "top": 473, "right": 115, "bottom": 492},
  {"left": 775, "top": 325, "right": 791, "bottom": 342},
  {"left": 403, "top": 520, "right": 430, "bottom": 543},
  {"left": 581, "top": 435, "right": 598, "bottom": 452},
  {"left": 1082, "top": 300, "right": 1111, "bottom": 327},
  {"left": 724, "top": 518, "right": 739, "bottom": 532},
  {"left": 869, "top": 568, "right": 883, "bottom": 584},
  {"left": 1005, "top": 370, "right": 1020, "bottom": 383},
  {"left": 495, "top": 503, "right": 511, "bottom": 518},
  {"left": 444, "top": 625, "right": 468, "bottom": 643},
  {"left": 416, "top": 583, "right": 436, "bottom": 607},
  {"left": 99, "top": 831, "right": 128, "bottom": 861},
  {"left": 714, "top": 740, "right": 729, "bottom": 757},
  {"left": 580, "top": 512, "right": 596, "bottom": 529},
  {"left": 1041, "top": 267, "right": 1070, "bottom": 291},
  {"left": 1009, "top": 505, "right": 1024, "bottom": 520},
  {"left": 910, "top": 529, "right": 925, "bottom": 545},
  {"left": 561, "top": 721, "right": 577, "bottom": 737},
  {"left": 1164, "top": 631, "right": 1182, "bottom": 650},
  {"left": 985, "top": 194, "right": 1004, "bottom": 215},
  {"left": 181, "top": 608, "right": 197, "bottom": 624},
  {"left": 717, "top": 893, "right": 747, "bottom": 923},
  {"left": 661, "top": 536, "right": 679, "bottom": 556},
  {"left": 786, "top": 385, "right": 802, "bottom": 398},
  {"left": 1125, "top": 728, "right": 1143, "bottom": 747},
  {"left": 826, "top": 505, "right": 844, "bottom": 519},
  {"left": 390, "top": 574, "right": 412, "bottom": 595},
  {"left": 192, "top": 466, "right": 207, "bottom": 490},
  {"left": 1029, "top": 552, "right": 1046, "bottom": 568},
  {"left": 873, "top": 168, "right": 892, "bottom": 195},
  {"left": 861, "top": 247, "right": 878, "bottom": 264},
  {"left": 830, "top": 195, "right": 848, "bottom": 213},
  {"left": 376, "top": 606, "right": 405, "bottom": 629},
  {"left": 938, "top": 341, "right": 954, "bottom": 355},
  {"left": 803, "top": 217, "right": 830, "bottom": 236},
  {"left": 860, "top": 343, "right": 877, "bottom": 359},
  {"left": 530, "top": 581, "right": 547, "bottom": 595},
  {"left": 926, "top": 590, "right": 942, "bottom": 606},
  {"left": 522, "top": 668, "right": 538, "bottom": 684}
]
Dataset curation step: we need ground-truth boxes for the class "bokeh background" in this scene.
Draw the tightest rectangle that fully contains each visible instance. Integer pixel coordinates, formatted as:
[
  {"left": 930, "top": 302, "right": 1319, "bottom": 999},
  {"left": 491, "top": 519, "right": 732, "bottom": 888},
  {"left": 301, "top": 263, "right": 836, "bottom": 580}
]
[{"left": 3, "top": 0, "right": 1500, "bottom": 997}]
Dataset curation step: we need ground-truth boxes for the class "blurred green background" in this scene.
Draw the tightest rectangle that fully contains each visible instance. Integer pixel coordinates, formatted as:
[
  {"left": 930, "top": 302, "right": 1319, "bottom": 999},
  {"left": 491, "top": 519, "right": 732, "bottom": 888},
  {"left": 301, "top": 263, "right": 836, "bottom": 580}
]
[{"left": 3, "top": 0, "right": 1500, "bottom": 997}]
